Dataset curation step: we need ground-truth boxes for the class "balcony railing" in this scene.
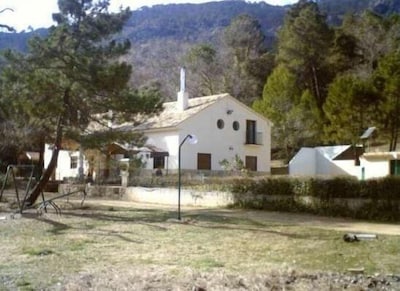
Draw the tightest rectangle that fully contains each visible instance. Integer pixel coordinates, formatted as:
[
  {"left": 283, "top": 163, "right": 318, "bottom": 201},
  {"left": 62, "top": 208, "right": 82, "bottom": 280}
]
[{"left": 245, "top": 132, "right": 263, "bottom": 145}]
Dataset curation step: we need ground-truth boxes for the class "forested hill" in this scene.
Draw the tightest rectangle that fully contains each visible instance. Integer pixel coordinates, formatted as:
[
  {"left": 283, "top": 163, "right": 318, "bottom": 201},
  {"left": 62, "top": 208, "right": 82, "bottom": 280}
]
[
  {"left": 123, "top": 0, "right": 400, "bottom": 43},
  {"left": 123, "top": 1, "right": 286, "bottom": 43},
  {"left": 0, "top": 29, "right": 47, "bottom": 52},
  {"left": 316, "top": 0, "right": 400, "bottom": 24},
  {"left": 1, "top": 0, "right": 400, "bottom": 51}
]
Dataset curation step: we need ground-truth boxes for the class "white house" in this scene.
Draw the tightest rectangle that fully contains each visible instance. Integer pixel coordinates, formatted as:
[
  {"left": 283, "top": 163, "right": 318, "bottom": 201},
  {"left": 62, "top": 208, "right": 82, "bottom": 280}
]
[
  {"left": 44, "top": 143, "right": 88, "bottom": 180},
  {"left": 360, "top": 151, "right": 400, "bottom": 179},
  {"left": 289, "top": 125, "right": 400, "bottom": 180},
  {"left": 131, "top": 92, "right": 272, "bottom": 173},
  {"left": 117, "top": 68, "right": 271, "bottom": 174},
  {"left": 46, "top": 68, "right": 272, "bottom": 179},
  {"left": 289, "top": 145, "right": 364, "bottom": 179}
]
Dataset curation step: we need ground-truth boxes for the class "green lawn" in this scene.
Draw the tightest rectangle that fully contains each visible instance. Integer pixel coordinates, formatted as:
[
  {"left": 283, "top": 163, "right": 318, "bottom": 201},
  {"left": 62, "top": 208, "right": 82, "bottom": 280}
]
[{"left": 1, "top": 201, "right": 399, "bottom": 290}]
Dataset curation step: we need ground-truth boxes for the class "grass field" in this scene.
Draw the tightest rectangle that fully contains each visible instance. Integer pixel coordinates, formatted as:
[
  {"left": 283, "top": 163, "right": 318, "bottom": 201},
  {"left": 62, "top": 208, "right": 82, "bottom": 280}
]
[{"left": 1, "top": 199, "right": 400, "bottom": 290}]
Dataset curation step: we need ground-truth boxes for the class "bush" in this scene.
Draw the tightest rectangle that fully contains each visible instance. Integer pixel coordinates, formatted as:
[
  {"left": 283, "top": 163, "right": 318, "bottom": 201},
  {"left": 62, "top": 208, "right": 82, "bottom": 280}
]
[{"left": 229, "top": 176, "right": 400, "bottom": 221}]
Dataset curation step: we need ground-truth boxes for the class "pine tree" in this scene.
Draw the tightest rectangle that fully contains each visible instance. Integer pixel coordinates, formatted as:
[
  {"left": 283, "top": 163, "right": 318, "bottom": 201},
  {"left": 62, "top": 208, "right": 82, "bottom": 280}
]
[
  {"left": 277, "top": 0, "right": 333, "bottom": 111},
  {"left": 1, "top": 0, "right": 162, "bottom": 204},
  {"left": 323, "top": 74, "right": 379, "bottom": 144}
]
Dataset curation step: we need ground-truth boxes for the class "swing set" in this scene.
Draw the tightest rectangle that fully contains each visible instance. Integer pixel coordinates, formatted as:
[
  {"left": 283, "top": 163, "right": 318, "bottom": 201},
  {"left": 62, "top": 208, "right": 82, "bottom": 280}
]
[{"left": 0, "top": 164, "right": 86, "bottom": 215}]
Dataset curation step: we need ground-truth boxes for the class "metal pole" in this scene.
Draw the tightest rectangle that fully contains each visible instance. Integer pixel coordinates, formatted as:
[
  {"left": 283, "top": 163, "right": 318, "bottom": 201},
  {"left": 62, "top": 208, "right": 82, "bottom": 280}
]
[
  {"left": 178, "top": 143, "right": 182, "bottom": 220},
  {"left": 178, "top": 134, "right": 191, "bottom": 220}
]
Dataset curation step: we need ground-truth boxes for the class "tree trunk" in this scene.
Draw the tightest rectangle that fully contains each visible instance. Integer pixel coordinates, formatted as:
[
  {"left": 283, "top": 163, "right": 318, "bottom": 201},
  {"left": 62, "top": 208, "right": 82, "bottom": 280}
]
[
  {"left": 26, "top": 116, "right": 63, "bottom": 206},
  {"left": 37, "top": 134, "right": 45, "bottom": 180},
  {"left": 311, "top": 65, "right": 322, "bottom": 109}
]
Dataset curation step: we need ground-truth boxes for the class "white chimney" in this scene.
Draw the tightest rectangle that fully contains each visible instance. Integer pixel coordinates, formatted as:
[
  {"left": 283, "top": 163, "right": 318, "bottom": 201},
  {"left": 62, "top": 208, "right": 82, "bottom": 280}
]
[
  {"left": 177, "top": 67, "right": 188, "bottom": 111},
  {"left": 107, "top": 109, "right": 113, "bottom": 127}
]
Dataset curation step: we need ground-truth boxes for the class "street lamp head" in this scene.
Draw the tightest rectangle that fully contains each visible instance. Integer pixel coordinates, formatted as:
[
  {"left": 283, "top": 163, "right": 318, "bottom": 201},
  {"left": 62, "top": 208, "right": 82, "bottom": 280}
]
[{"left": 187, "top": 134, "right": 198, "bottom": 145}]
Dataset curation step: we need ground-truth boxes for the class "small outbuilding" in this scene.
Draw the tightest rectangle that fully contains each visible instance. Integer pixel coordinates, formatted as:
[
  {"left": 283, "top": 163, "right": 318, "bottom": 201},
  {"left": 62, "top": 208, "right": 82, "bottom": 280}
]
[{"left": 289, "top": 145, "right": 364, "bottom": 178}]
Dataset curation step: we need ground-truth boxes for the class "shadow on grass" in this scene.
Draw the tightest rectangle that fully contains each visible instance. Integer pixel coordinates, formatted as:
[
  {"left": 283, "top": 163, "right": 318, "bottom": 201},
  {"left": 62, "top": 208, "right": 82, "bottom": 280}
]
[
  {"left": 19, "top": 203, "right": 334, "bottom": 241},
  {"left": 21, "top": 212, "right": 71, "bottom": 234},
  {"left": 183, "top": 213, "right": 324, "bottom": 240}
]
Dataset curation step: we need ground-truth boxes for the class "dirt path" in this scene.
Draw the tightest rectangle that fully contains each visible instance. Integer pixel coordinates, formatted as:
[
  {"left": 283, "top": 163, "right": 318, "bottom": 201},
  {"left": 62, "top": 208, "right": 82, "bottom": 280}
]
[
  {"left": 225, "top": 209, "right": 400, "bottom": 236},
  {"left": 81, "top": 198, "right": 400, "bottom": 236},
  {"left": 2, "top": 195, "right": 399, "bottom": 235}
]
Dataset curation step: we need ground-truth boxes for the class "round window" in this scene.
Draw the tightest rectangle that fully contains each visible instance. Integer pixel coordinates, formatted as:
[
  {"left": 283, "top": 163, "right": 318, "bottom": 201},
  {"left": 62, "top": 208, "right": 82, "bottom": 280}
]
[
  {"left": 233, "top": 121, "right": 240, "bottom": 131},
  {"left": 217, "top": 119, "right": 225, "bottom": 129}
]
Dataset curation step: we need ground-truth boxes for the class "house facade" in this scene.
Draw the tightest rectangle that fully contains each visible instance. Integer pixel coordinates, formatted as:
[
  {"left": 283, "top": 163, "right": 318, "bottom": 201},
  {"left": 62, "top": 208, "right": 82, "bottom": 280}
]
[
  {"left": 45, "top": 69, "right": 272, "bottom": 180},
  {"left": 289, "top": 144, "right": 400, "bottom": 180},
  {"left": 44, "top": 144, "right": 87, "bottom": 181},
  {"left": 138, "top": 92, "right": 272, "bottom": 173},
  {"left": 360, "top": 151, "right": 400, "bottom": 179},
  {"left": 289, "top": 145, "right": 363, "bottom": 179}
]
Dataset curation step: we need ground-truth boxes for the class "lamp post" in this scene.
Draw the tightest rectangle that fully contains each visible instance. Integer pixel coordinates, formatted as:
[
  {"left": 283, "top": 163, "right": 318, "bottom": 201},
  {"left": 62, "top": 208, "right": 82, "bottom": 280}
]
[{"left": 178, "top": 134, "right": 198, "bottom": 220}]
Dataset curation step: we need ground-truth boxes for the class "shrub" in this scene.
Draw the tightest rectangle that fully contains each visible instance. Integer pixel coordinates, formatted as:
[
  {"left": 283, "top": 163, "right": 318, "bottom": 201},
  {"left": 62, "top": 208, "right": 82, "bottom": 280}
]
[{"left": 229, "top": 175, "right": 400, "bottom": 221}]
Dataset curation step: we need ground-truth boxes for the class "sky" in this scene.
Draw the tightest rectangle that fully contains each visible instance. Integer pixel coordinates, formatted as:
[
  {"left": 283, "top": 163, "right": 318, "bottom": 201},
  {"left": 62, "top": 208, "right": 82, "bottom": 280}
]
[{"left": 0, "top": 0, "right": 297, "bottom": 32}]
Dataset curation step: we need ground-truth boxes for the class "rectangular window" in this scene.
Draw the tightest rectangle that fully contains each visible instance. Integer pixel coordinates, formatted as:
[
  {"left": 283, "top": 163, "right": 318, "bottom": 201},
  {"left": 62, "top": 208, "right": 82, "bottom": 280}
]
[
  {"left": 70, "top": 156, "right": 78, "bottom": 169},
  {"left": 197, "top": 153, "right": 211, "bottom": 170},
  {"left": 390, "top": 160, "right": 400, "bottom": 176},
  {"left": 246, "top": 120, "right": 257, "bottom": 144},
  {"left": 153, "top": 156, "right": 165, "bottom": 169},
  {"left": 245, "top": 156, "right": 257, "bottom": 172}
]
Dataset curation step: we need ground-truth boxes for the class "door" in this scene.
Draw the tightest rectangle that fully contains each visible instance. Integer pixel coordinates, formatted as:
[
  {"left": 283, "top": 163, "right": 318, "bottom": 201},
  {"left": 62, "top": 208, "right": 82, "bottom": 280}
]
[
  {"left": 197, "top": 153, "right": 211, "bottom": 170},
  {"left": 390, "top": 160, "right": 400, "bottom": 176},
  {"left": 245, "top": 156, "right": 257, "bottom": 171}
]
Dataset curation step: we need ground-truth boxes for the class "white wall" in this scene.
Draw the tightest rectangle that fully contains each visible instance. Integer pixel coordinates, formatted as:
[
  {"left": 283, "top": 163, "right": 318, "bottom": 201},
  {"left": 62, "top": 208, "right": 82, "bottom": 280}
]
[
  {"left": 143, "top": 96, "right": 271, "bottom": 173},
  {"left": 179, "top": 96, "right": 271, "bottom": 172},
  {"left": 44, "top": 144, "right": 87, "bottom": 180},
  {"left": 145, "top": 131, "right": 179, "bottom": 170},
  {"left": 289, "top": 148, "right": 316, "bottom": 175},
  {"left": 332, "top": 160, "right": 363, "bottom": 178},
  {"left": 125, "top": 186, "right": 233, "bottom": 207},
  {"left": 360, "top": 158, "right": 389, "bottom": 179},
  {"left": 290, "top": 147, "right": 362, "bottom": 179},
  {"left": 316, "top": 152, "right": 360, "bottom": 177}
]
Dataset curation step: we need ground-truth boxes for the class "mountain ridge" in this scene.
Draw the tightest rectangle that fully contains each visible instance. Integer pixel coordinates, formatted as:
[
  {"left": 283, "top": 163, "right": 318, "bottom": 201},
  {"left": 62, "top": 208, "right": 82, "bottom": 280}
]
[{"left": 0, "top": 0, "right": 399, "bottom": 52}]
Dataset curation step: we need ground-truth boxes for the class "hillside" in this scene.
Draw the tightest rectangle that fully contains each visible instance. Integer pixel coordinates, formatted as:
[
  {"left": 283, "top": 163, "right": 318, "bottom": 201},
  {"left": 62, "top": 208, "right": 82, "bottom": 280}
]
[
  {"left": 123, "top": 1, "right": 286, "bottom": 44},
  {"left": 0, "top": 28, "right": 47, "bottom": 52},
  {"left": 1, "top": 0, "right": 400, "bottom": 52}
]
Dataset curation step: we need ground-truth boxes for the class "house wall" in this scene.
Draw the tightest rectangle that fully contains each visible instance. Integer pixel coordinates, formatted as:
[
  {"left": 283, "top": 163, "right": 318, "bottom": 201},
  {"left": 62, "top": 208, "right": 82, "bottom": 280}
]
[
  {"left": 316, "top": 153, "right": 360, "bottom": 177},
  {"left": 332, "top": 160, "right": 362, "bottom": 178},
  {"left": 360, "top": 158, "right": 389, "bottom": 179},
  {"left": 44, "top": 144, "right": 87, "bottom": 180},
  {"left": 178, "top": 96, "right": 271, "bottom": 172},
  {"left": 290, "top": 147, "right": 362, "bottom": 179},
  {"left": 145, "top": 131, "right": 179, "bottom": 171},
  {"left": 316, "top": 151, "right": 333, "bottom": 175},
  {"left": 289, "top": 148, "right": 316, "bottom": 175},
  {"left": 143, "top": 97, "right": 271, "bottom": 173},
  {"left": 49, "top": 94, "right": 272, "bottom": 179}
]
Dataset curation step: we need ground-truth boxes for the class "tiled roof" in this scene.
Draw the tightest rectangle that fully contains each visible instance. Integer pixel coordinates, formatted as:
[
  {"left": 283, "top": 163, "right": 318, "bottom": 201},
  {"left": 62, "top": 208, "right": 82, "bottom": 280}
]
[{"left": 117, "top": 93, "right": 229, "bottom": 131}]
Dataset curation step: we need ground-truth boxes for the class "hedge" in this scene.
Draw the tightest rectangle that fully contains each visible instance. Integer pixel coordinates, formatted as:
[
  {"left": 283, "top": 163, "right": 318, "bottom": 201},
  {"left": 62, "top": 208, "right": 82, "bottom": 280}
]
[{"left": 230, "top": 176, "right": 400, "bottom": 221}]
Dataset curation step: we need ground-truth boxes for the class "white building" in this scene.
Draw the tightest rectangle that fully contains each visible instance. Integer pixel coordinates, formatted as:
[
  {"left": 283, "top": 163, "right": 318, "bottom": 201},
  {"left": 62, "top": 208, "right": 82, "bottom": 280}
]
[
  {"left": 46, "top": 69, "right": 272, "bottom": 179},
  {"left": 131, "top": 92, "right": 272, "bottom": 173},
  {"left": 44, "top": 143, "right": 87, "bottom": 180},
  {"left": 360, "top": 151, "right": 400, "bottom": 179},
  {"left": 289, "top": 145, "right": 363, "bottom": 179}
]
